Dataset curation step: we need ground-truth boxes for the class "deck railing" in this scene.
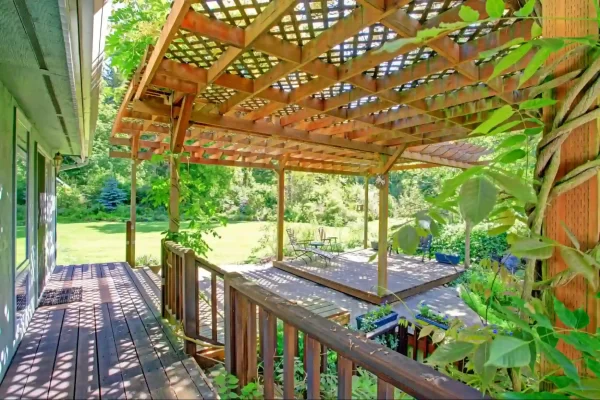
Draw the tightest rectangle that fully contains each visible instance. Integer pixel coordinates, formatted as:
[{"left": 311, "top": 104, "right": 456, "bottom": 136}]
[{"left": 161, "top": 241, "right": 483, "bottom": 399}]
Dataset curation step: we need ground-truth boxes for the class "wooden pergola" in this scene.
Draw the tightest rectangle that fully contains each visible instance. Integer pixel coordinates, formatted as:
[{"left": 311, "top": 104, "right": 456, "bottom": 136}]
[{"left": 110, "top": 0, "right": 595, "bottom": 300}]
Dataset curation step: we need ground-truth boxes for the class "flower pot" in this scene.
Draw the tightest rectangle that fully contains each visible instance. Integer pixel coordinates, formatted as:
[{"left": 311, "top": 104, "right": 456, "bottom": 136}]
[
  {"left": 415, "top": 314, "right": 449, "bottom": 330},
  {"left": 435, "top": 252, "right": 460, "bottom": 265},
  {"left": 371, "top": 241, "right": 379, "bottom": 250},
  {"left": 356, "top": 311, "right": 399, "bottom": 331}
]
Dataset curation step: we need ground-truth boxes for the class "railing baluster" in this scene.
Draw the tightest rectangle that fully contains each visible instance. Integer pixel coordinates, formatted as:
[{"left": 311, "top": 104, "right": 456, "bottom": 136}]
[
  {"left": 260, "top": 309, "right": 276, "bottom": 399},
  {"left": 396, "top": 319, "right": 408, "bottom": 355},
  {"left": 224, "top": 280, "right": 236, "bottom": 374},
  {"left": 337, "top": 355, "right": 352, "bottom": 399},
  {"left": 211, "top": 271, "right": 218, "bottom": 341},
  {"left": 377, "top": 378, "right": 394, "bottom": 399},
  {"left": 161, "top": 240, "right": 167, "bottom": 319},
  {"left": 283, "top": 323, "right": 296, "bottom": 399},
  {"left": 305, "top": 335, "right": 321, "bottom": 400},
  {"left": 183, "top": 249, "right": 198, "bottom": 355},
  {"left": 412, "top": 325, "right": 419, "bottom": 360}
]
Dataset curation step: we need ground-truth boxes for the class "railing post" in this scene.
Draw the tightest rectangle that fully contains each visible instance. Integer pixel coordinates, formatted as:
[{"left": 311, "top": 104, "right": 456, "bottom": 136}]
[
  {"left": 126, "top": 221, "right": 132, "bottom": 265},
  {"left": 224, "top": 278, "right": 236, "bottom": 375},
  {"left": 182, "top": 249, "right": 198, "bottom": 355},
  {"left": 161, "top": 240, "right": 167, "bottom": 319}
]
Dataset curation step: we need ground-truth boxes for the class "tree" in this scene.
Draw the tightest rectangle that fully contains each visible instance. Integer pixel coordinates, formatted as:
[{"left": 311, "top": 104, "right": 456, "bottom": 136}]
[{"left": 98, "top": 177, "right": 127, "bottom": 211}]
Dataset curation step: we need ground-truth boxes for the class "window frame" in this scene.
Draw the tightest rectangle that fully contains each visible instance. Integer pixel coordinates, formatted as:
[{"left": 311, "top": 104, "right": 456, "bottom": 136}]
[{"left": 14, "top": 107, "right": 31, "bottom": 273}]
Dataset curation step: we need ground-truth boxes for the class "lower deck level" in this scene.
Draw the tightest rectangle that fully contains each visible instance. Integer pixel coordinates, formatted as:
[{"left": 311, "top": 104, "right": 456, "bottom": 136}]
[{"left": 0, "top": 263, "right": 216, "bottom": 400}]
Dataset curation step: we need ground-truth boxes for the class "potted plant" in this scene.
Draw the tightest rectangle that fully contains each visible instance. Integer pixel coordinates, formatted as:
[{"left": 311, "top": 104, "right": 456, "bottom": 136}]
[
  {"left": 356, "top": 302, "right": 398, "bottom": 332},
  {"left": 415, "top": 301, "right": 449, "bottom": 330},
  {"left": 434, "top": 249, "right": 460, "bottom": 265}
]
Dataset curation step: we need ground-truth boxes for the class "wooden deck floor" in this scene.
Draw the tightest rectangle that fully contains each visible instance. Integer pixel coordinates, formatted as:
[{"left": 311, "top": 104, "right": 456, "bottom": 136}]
[
  {"left": 0, "top": 263, "right": 216, "bottom": 400},
  {"left": 274, "top": 249, "right": 464, "bottom": 304}
]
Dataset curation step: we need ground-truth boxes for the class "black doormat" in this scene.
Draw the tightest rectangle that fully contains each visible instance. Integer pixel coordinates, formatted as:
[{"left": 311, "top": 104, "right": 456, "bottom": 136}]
[
  {"left": 39, "top": 287, "right": 83, "bottom": 307},
  {"left": 16, "top": 294, "right": 27, "bottom": 311}
]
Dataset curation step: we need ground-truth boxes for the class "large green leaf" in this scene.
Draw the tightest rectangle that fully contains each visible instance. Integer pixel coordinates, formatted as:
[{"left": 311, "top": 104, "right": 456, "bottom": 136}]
[
  {"left": 459, "top": 5, "right": 480, "bottom": 21},
  {"left": 472, "top": 105, "right": 515, "bottom": 135},
  {"left": 485, "top": 336, "right": 531, "bottom": 368},
  {"left": 540, "top": 342, "right": 580, "bottom": 383},
  {"left": 486, "top": 0, "right": 505, "bottom": 18},
  {"left": 519, "top": 47, "right": 551, "bottom": 87},
  {"left": 488, "top": 120, "right": 524, "bottom": 137},
  {"left": 498, "top": 134, "right": 527, "bottom": 149},
  {"left": 426, "top": 341, "right": 475, "bottom": 364},
  {"left": 485, "top": 169, "right": 537, "bottom": 204},
  {"left": 557, "top": 378, "right": 600, "bottom": 398},
  {"left": 489, "top": 44, "right": 532, "bottom": 81},
  {"left": 514, "top": 0, "right": 535, "bottom": 16},
  {"left": 519, "top": 98, "right": 557, "bottom": 110},
  {"left": 499, "top": 393, "right": 569, "bottom": 400},
  {"left": 560, "top": 247, "right": 599, "bottom": 290},
  {"left": 553, "top": 297, "right": 590, "bottom": 329},
  {"left": 495, "top": 149, "right": 527, "bottom": 164},
  {"left": 560, "top": 222, "right": 580, "bottom": 249},
  {"left": 586, "top": 357, "right": 600, "bottom": 376},
  {"left": 396, "top": 225, "right": 419, "bottom": 254},
  {"left": 509, "top": 237, "right": 555, "bottom": 260},
  {"left": 473, "top": 341, "right": 496, "bottom": 390},
  {"left": 441, "top": 166, "right": 484, "bottom": 194},
  {"left": 458, "top": 177, "right": 497, "bottom": 225}
]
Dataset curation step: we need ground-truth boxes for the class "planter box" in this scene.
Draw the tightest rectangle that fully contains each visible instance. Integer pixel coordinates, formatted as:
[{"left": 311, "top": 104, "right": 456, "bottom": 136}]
[
  {"left": 356, "top": 311, "right": 399, "bottom": 331},
  {"left": 416, "top": 314, "right": 449, "bottom": 330},
  {"left": 371, "top": 241, "right": 378, "bottom": 250},
  {"left": 435, "top": 252, "right": 460, "bottom": 265}
]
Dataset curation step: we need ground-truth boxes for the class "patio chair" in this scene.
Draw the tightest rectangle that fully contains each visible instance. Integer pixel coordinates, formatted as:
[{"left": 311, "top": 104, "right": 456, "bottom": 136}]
[
  {"left": 286, "top": 228, "right": 336, "bottom": 265},
  {"left": 318, "top": 227, "right": 339, "bottom": 252},
  {"left": 417, "top": 234, "right": 433, "bottom": 262}
]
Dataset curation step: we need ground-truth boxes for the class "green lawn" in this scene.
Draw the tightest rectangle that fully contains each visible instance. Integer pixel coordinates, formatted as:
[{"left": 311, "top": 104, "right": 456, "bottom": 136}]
[{"left": 56, "top": 220, "right": 391, "bottom": 266}]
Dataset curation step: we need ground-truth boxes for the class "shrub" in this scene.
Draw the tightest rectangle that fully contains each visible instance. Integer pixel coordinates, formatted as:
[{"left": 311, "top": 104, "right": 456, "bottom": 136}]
[
  {"left": 429, "top": 223, "right": 509, "bottom": 263},
  {"left": 98, "top": 177, "right": 127, "bottom": 211}
]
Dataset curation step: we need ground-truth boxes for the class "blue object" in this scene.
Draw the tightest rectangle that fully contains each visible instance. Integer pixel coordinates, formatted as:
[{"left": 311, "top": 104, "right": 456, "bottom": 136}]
[
  {"left": 356, "top": 311, "right": 399, "bottom": 331},
  {"left": 435, "top": 252, "right": 460, "bottom": 265},
  {"left": 416, "top": 314, "right": 449, "bottom": 330}
]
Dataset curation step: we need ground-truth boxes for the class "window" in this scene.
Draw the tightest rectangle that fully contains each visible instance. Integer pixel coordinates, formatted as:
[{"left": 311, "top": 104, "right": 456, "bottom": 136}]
[{"left": 15, "top": 112, "right": 29, "bottom": 312}]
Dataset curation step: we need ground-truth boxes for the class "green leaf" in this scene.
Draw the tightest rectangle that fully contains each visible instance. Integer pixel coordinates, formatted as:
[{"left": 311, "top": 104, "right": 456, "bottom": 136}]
[
  {"left": 531, "top": 22, "right": 542, "bottom": 37},
  {"left": 514, "top": 0, "right": 535, "bottom": 16},
  {"left": 519, "top": 98, "right": 557, "bottom": 110},
  {"left": 417, "top": 27, "right": 446, "bottom": 39},
  {"left": 485, "top": 169, "right": 537, "bottom": 204},
  {"left": 485, "top": 336, "right": 531, "bottom": 368},
  {"left": 486, "top": 0, "right": 505, "bottom": 18},
  {"left": 459, "top": 5, "right": 480, "bottom": 21},
  {"left": 586, "top": 357, "right": 600, "bottom": 376},
  {"left": 536, "top": 326, "right": 558, "bottom": 347},
  {"left": 499, "top": 393, "right": 569, "bottom": 400},
  {"left": 509, "top": 237, "right": 554, "bottom": 260},
  {"left": 472, "top": 105, "right": 515, "bottom": 135},
  {"left": 458, "top": 177, "right": 497, "bottom": 225},
  {"left": 553, "top": 297, "right": 590, "bottom": 329},
  {"left": 520, "top": 47, "right": 551, "bottom": 87},
  {"left": 489, "top": 44, "right": 532, "bottom": 81},
  {"left": 532, "top": 38, "right": 565, "bottom": 51},
  {"left": 524, "top": 127, "right": 543, "bottom": 136},
  {"left": 498, "top": 134, "right": 527, "bottom": 149},
  {"left": 396, "top": 225, "right": 419, "bottom": 254},
  {"left": 540, "top": 342, "right": 580, "bottom": 383},
  {"left": 560, "top": 247, "right": 599, "bottom": 290},
  {"left": 473, "top": 341, "right": 496, "bottom": 391},
  {"left": 547, "top": 376, "right": 574, "bottom": 389},
  {"left": 488, "top": 225, "right": 511, "bottom": 236},
  {"left": 557, "top": 378, "right": 600, "bottom": 398},
  {"left": 488, "top": 120, "right": 523, "bottom": 137},
  {"left": 495, "top": 149, "right": 527, "bottom": 164},
  {"left": 419, "top": 324, "right": 435, "bottom": 339},
  {"left": 479, "top": 38, "right": 524, "bottom": 59},
  {"left": 560, "top": 222, "right": 580, "bottom": 250},
  {"left": 426, "top": 341, "right": 475, "bottom": 364}
]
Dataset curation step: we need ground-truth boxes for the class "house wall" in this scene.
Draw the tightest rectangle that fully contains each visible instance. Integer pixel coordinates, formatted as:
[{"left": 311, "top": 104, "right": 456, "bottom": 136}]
[{"left": 0, "top": 79, "right": 57, "bottom": 382}]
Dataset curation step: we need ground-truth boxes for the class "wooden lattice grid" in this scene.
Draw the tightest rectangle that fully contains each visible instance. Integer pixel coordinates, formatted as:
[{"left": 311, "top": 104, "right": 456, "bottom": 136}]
[{"left": 109, "top": 0, "right": 546, "bottom": 175}]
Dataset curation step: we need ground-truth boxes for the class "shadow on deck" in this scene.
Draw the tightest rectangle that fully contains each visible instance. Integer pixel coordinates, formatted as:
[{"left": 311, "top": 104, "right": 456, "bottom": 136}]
[{"left": 0, "top": 263, "right": 217, "bottom": 400}]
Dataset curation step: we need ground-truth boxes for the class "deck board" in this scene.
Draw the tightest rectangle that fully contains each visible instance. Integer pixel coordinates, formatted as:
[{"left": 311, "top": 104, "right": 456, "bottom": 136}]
[{"left": 0, "top": 263, "right": 217, "bottom": 400}]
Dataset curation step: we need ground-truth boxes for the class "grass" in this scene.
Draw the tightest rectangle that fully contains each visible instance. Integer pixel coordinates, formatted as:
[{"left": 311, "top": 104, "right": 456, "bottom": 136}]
[{"left": 54, "top": 219, "right": 394, "bottom": 266}]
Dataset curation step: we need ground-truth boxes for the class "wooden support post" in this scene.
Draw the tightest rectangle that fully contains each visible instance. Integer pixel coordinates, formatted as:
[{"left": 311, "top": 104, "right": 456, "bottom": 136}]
[
  {"left": 276, "top": 167, "right": 285, "bottom": 261},
  {"left": 377, "top": 171, "right": 389, "bottom": 296},
  {"left": 169, "top": 155, "right": 180, "bottom": 233},
  {"left": 130, "top": 160, "right": 137, "bottom": 266},
  {"left": 183, "top": 249, "right": 198, "bottom": 355},
  {"left": 161, "top": 239, "right": 167, "bottom": 319},
  {"left": 126, "top": 221, "right": 132, "bottom": 265},
  {"left": 543, "top": 0, "right": 599, "bottom": 363},
  {"left": 363, "top": 176, "right": 369, "bottom": 249}
]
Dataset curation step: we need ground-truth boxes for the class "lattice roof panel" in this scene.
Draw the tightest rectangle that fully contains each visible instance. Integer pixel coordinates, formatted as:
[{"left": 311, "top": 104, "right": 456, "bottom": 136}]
[{"left": 110, "top": 0, "right": 546, "bottom": 175}]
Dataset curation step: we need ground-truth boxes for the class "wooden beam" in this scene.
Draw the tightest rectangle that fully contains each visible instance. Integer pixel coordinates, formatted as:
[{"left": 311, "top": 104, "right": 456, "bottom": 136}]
[
  {"left": 169, "top": 155, "right": 180, "bottom": 233},
  {"left": 277, "top": 165, "right": 286, "bottom": 261},
  {"left": 130, "top": 159, "right": 137, "bottom": 266},
  {"left": 380, "top": 145, "right": 407, "bottom": 174},
  {"left": 172, "top": 95, "right": 196, "bottom": 153},
  {"left": 135, "top": 0, "right": 193, "bottom": 100}
]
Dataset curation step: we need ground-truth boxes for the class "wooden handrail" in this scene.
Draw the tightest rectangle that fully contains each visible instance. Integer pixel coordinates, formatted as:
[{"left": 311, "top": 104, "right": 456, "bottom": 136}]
[{"left": 226, "top": 272, "right": 484, "bottom": 400}]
